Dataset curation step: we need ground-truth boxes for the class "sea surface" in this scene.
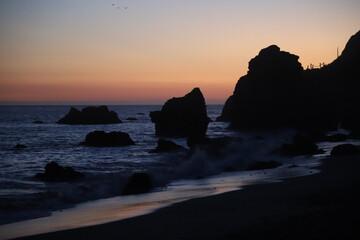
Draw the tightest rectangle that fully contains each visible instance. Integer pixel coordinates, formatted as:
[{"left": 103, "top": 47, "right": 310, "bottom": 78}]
[{"left": 0, "top": 105, "right": 341, "bottom": 232}]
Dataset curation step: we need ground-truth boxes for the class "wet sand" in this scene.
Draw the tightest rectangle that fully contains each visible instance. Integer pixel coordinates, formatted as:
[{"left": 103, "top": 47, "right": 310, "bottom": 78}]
[{"left": 14, "top": 155, "right": 360, "bottom": 240}]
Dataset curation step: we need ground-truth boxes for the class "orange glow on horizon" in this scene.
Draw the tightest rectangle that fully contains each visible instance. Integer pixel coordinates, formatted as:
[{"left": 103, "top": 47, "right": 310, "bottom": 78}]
[{"left": 0, "top": 1, "right": 359, "bottom": 104}]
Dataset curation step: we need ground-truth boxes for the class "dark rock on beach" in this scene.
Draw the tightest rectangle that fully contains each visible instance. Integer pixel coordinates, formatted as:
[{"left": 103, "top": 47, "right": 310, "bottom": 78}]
[
  {"left": 58, "top": 106, "right": 122, "bottom": 125},
  {"left": 35, "top": 161, "right": 84, "bottom": 182},
  {"left": 330, "top": 144, "right": 359, "bottom": 156},
  {"left": 14, "top": 144, "right": 27, "bottom": 149},
  {"left": 149, "top": 139, "right": 185, "bottom": 153},
  {"left": 122, "top": 172, "right": 153, "bottom": 195},
  {"left": 247, "top": 160, "right": 283, "bottom": 171},
  {"left": 150, "top": 88, "right": 209, "bottom": 138},
  {"left": 84, "top": 131, "right": 135, "bottom": 147},
  {"left": 126, "top": 117, "right": 138, "bottom": 121},
  {"left": 279, "top": 134, "right": 322, "bottom": 156}
]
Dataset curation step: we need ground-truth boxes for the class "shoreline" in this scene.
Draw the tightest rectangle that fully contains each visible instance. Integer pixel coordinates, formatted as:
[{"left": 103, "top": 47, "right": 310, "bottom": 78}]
[
  {"left": 10, "top": 154, "right": 360, "bottom": 240},
  {"left": 0, "top": 160, "right": 317, "bottom": 240}
]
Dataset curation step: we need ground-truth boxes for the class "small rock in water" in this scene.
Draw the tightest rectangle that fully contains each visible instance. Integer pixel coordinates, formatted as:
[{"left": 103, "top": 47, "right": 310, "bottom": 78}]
[
  {"left": 122, "top": 172, "right": 153, "bottom": 195},
  {"left": 84, "top": 131, "right": 135, "bottom": 147},
  {"left": 35, "top": 161, "right": 84, "bottom": 182},
  {"left": 149, "top": 139, "right": 185, "bottom": 153},
  {"left": 14, "top": 144, "right": 27, "bottom": 149}
]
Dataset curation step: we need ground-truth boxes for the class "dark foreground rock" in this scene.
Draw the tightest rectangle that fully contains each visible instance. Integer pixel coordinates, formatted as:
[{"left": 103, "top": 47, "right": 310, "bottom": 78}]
[
  {"left": 149, "top": 139, "right": 185, "bottom": 153},
  {"left": 35, "top": 161, "right": 84, "bottom": 182},
  {"left": 58, "top": 106, "right": 122, "bottom": 125},
  {"left": 150, "top": 88, "right": 209, "bottom": 138},
  {"left": 330, "top": 144, "right": 360, "bottom": 156},
  {"left": 279, "top": 134, "right": 323, "bottom": 156},
  {"left": 84, "top": 131, "right": 135, "bottom": 147},
  {"left": 122, "top": 173, "right": 153, "bottom": 195},
  {"left": 247, "top": 160, "right": 283, "bottom": 171}
]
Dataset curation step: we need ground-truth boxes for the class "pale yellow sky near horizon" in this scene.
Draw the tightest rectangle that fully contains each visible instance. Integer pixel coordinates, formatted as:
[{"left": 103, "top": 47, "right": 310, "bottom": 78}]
[{"left": 0, "top": 0, "right": 359, "bottom": 104}]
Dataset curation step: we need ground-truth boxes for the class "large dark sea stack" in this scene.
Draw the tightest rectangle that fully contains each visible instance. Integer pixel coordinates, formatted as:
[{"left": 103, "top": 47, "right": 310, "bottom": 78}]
[
  {"left": 150, "top": 88, "right": 209, "bottom": 137},
  {"left": 219, "top": 30, "right": 360, "bottom": 131},
  {"left": 58, "top": 106, "right": 122, "bottom": 125},
  {"left": 84, "top": 131, "right": 135, "bottom": 147},
  {"left": 218, "top": 45, "right": 303, "bottom": 128}
]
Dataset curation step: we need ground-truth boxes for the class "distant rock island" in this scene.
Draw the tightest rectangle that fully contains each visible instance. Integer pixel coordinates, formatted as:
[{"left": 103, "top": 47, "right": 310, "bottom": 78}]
[
  {"left": 218, "top": 30, "right": 360, "bottom": 131},
  {"left": 150, "top": 88, "right": 209, "bottom": 138},
  {"left": 58, "top": 106, "right": 122, "bottom": 125}
]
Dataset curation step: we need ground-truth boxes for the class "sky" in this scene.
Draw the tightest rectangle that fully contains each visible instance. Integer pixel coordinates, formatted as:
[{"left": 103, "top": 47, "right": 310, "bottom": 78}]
[{"left": 0, "top": 0, "right": 359, "bottom": 105}]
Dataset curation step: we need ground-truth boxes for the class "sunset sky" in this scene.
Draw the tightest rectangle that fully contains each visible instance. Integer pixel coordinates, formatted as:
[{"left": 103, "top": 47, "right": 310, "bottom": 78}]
[{"left": 0, "top": 0, "right": 359, "bottom": 104}]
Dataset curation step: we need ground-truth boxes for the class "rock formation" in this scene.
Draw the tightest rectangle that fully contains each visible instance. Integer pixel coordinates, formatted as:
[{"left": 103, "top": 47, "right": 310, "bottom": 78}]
[
  {"left": 58, "top": 106, "right": 122, "bottom": 125},
  {"left": 218, "top": 30, "right": 360, "bottom": 131},
  {"left": 149, "top": 139, "right": 185, "bottom": 153},
  {"left": 35, "top": 161, "right": 84, "bottom": 182},
  {"left": 122, "top": 172, "right": 153, "bottom": 195},
  {"left": 150, "top": 88, "right": 209, "bottom": 137},
  {"left": 84, "top": 131, "right": 135, "bottom": 147}
]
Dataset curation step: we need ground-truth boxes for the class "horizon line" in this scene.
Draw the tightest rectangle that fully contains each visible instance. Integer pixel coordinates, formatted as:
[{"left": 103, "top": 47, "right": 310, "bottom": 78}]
[{"left": 0, "top": 100, "right": 225, "bottom": 106}]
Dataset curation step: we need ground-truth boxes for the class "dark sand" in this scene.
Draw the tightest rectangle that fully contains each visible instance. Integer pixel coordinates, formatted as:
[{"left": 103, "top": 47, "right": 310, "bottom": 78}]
[{"left": 15, "top": 155, "right": 360, "bottom": 240}]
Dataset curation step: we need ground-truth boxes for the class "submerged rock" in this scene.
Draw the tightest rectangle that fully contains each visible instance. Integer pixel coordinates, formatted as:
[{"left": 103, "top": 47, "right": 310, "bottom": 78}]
[
  {"left": 247, "top": 160, "right": 283, "bottom": 171},
  {"left": 32, "top": 120, "right": 44, "bottom": 124},
  {"left": 58, "top": 106, "right": 122, "bottom": 125},
  {"left": 35, "top": 161, "right": 84, "bottom": 182},
  {"left": 149, "top": 139, "right": 185, "bottom": 153},
  {"left": 14, "top": 144, "right": 27, "bottom": 149},
  {"left": 84, "top": 131, "right": 135, "bottom": 147},
  {"left": 150, "top": 88, "right": 209, "bottom": 138},
  {"left": 330, "top": 144, "right": 359, "bottom": 156},
  {"left": 122, "top": 172, "right": 153, "bottom": 195}
]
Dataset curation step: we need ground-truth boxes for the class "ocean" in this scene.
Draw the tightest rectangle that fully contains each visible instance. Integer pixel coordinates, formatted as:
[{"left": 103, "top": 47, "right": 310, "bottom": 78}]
[{"left": 0, "top": 105, "right": 334, "bottom": 230}]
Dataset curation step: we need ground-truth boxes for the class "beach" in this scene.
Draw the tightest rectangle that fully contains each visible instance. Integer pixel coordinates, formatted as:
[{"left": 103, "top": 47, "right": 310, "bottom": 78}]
[{"left": 13, "top": 154, "right": 360, "bottom": 240}]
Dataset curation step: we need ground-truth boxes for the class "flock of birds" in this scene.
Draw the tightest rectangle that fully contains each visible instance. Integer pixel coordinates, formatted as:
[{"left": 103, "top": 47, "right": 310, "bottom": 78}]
[{"left": 112, "top": 3, "right": 128, "bottom": 10}]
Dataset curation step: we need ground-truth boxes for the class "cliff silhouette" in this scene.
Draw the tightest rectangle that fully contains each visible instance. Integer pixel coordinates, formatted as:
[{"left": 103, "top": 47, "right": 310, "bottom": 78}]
[{"left": 218, "top": 30, "right": 360, "bottom": 131}]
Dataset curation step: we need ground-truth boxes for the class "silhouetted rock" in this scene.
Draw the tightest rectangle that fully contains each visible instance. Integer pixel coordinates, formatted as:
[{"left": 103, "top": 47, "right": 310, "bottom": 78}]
[
  {"left": 150, "top": 88, "right": 209, "bottom": 137},
  {"left": 14, "top": 144, "right": 27, "bottom": 149},
  {"left": 35, "top": 161, "right": 84, "bottom": 182},
  {"left": 32, "top": 121, "right": 44, "bottom": 124},
  {"left": 84, "top": 131, "right": 135, "bottom": 147},
  {"left": 218, "top": 30, "right": 360, "bottom": 131},
  {"left": 247, "top": 160, "right": 283, "bottom": 171},
  {"left": 122, "top": 172, "right": 153, "bottom": 195},
  {"left": 149, "top": 139, "right": 185, "bottom": 153},
  {"left": 58, "top": 106, "right": 122, "bottom": 125},
  {"left": 279, "top": 134, "right": 322, "bottom": 156},
  {"left": 218, "top": 45, "right": 303, "bottom": 128},
  {"left": 330, "top": 144, "right": 359, "bottom": 156},
  {"left": 325, "top": 133, "right": 348, "bottom": 142}
]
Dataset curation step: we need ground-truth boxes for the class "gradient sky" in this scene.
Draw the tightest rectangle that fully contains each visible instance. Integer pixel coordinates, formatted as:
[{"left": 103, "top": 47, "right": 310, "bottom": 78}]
[{"left": 0, "top": 0, "right": 359, "bottom": 104}]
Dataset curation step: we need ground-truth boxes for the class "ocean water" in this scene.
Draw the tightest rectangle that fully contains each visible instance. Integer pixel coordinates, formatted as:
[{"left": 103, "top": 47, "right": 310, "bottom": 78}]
[{"left": 0, "top": 105, "right": 328, "bottom": 228}]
